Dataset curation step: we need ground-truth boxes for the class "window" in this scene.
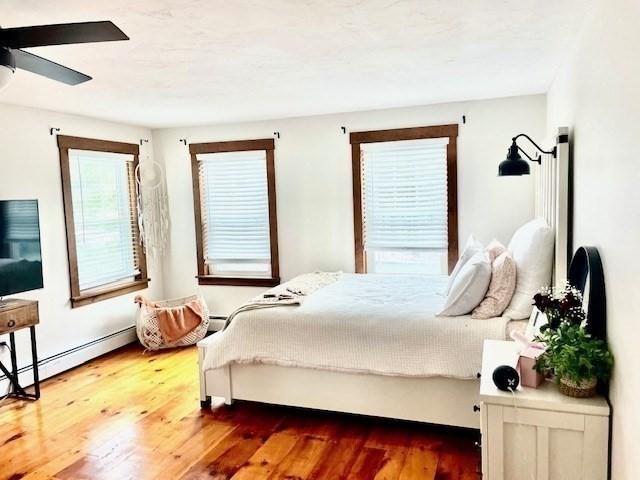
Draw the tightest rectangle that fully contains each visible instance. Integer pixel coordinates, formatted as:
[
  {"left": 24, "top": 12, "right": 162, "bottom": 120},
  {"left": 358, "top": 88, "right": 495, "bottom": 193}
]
[
  {"left": 190, "top": 138, "right": 279, "bottom": 287},
  {"left": 351, "top": 125, "right": 458, "bottom": 275},
  {"left": 58, "top": 136, "right": 148, "bottom": 307}
]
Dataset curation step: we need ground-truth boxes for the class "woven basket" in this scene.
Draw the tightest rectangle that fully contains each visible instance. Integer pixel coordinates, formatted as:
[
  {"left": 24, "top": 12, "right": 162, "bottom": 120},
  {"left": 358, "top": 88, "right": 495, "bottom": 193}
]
[
  {"left": 135, "top": 294, "right": 210, "bottom": 351},
  {"left": 559, "top": 376, "right": 597, "bottom": 398}
]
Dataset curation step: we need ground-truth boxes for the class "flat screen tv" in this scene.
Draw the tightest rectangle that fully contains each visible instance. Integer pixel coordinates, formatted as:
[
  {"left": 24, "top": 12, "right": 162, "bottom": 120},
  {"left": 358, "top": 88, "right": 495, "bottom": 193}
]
[{"left": 0, "top": 199, "right": 44, "bottom": 298}]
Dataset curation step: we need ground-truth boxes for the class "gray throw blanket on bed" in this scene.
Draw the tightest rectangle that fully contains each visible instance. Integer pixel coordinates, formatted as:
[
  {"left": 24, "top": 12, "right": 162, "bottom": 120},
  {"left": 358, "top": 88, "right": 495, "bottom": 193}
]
[
  {"left": 223, "top": 294, "right": 302, "bottom": 329},
  {"left": 223, "top": 271, "right": 342, "bottom": 329}
]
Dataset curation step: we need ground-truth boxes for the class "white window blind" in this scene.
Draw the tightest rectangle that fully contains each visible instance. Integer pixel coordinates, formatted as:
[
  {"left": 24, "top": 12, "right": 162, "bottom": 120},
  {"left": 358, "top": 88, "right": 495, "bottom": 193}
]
[
  {"left": 361, "top": 138, "right": 449, "bottom": 274},
  {"left": 198, "top": 150, "right": 272, "bottom": 277},
  {"left": 69, "top": 149, "right": 139, "bottom": 291}
]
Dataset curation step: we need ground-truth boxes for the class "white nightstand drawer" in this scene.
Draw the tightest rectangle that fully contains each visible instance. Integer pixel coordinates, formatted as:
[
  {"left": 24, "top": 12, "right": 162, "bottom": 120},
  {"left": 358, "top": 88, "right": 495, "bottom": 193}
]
[{"left": 502, "top": 406, "right": 584, "bottom": 431}]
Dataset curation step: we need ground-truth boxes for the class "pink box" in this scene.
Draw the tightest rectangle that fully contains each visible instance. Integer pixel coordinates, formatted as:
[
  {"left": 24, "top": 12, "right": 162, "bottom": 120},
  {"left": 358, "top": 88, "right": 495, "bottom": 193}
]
[{"left": 518, "top": 345, "right": 546, "bottom": 388}]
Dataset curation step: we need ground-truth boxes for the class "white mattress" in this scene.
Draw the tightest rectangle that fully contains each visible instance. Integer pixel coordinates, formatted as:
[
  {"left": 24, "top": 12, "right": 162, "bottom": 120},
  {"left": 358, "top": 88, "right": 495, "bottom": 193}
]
[{"left": 201, "top": 273, "right": 515, "bottom": 379}]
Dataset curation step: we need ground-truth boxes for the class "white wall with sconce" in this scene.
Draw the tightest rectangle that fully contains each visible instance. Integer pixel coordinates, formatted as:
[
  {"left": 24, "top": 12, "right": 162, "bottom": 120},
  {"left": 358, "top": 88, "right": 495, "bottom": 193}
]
[{"left": 153, "top": 94, "right": 545, "bottom": 316}]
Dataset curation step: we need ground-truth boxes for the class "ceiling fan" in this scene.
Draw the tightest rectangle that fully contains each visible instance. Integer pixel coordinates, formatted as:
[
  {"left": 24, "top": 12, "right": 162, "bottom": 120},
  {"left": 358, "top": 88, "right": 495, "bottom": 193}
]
[{"left": 0, "top": 21, "right": 129, "bottom": 90}]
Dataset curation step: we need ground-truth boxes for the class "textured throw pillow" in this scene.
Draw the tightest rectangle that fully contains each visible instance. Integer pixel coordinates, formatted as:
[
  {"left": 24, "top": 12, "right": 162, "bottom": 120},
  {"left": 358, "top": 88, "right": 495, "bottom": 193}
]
[
  {"left": 503, "top": 218, "right": 554, "bottom": 320},
  {"left": 446, "top": 235, "right": 483, "bottom": 294},
  {"left": 486, "top": 239, "right": 506, "bottom": 261},
  {"left": 472, "top": 251, "right": 517, "bottom": 319},
  {"left": 439, "top": 250, "right": 492, "bottom": 316}
]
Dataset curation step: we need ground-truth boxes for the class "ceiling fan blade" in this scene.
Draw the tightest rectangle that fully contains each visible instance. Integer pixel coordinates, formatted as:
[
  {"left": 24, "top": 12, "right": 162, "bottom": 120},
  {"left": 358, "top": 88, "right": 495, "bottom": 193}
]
[
  {"left": 0, "top": 21, "right": 128, "bottom": 49},
  {"left": 13, "top": 49, "right": 91, "bottom": 85}
]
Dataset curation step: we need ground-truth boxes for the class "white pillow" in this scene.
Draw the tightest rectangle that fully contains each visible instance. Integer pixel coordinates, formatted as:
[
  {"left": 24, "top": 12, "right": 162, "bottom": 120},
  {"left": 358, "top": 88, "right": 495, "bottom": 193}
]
[
  {"left": 503, "top": 218, "right": 554, "bottom": 320},
  {"left": 446, "top": 235, "right": 483, "bottom": 294},
  {"left": 439, "top": 250, "right": 492, "bottom": 316}
]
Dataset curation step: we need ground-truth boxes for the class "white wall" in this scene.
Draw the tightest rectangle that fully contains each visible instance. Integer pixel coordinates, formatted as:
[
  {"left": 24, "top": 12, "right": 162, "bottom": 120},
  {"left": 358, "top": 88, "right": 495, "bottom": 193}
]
[
  {"left": 0, "top": 103, "right": 162, "bottom": 385},
  {"left": 0, "top": 94, "right": 544, "bottom": 382},
  {"left": 546, "top": 1, "right": 640, "bottom": 478},
  {"left": 154, "top": 94, "right": 545, "bottom": 315}
]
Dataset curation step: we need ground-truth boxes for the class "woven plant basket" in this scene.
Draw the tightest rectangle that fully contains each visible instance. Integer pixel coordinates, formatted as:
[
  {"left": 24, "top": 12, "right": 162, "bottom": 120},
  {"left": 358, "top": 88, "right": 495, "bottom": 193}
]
[
  {"left": 559, "top": 376, "right": 597, "bottom": 398},
  {"left": 135, "top": 294, "right": 210, "bottom": 351}
]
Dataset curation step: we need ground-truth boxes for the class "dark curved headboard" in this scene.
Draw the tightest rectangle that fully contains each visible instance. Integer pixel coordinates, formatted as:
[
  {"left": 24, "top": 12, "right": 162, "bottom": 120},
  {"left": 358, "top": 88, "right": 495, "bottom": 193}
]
[{"left": 568, "top": 246, "right": 606, "bottom": 341}]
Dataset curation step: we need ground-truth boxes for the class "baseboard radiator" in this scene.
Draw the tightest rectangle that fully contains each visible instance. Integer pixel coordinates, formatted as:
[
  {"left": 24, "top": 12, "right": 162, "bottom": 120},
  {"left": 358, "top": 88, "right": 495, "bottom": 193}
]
[{"left": 0, "top": 326, "right": 137, "bottom": 393}]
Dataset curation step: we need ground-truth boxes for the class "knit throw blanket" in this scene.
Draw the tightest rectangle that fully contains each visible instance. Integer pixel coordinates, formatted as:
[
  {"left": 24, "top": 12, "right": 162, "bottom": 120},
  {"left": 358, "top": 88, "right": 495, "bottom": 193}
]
[{"left": 135, "top": 295, "right": 204, "bottom": 343}]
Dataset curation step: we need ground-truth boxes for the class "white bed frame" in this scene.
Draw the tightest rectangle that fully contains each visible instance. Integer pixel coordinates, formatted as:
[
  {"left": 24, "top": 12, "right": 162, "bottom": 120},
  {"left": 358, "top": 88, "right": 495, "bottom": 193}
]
[{"left": 198, "top": 127, "right": 570, "bottom": 429}]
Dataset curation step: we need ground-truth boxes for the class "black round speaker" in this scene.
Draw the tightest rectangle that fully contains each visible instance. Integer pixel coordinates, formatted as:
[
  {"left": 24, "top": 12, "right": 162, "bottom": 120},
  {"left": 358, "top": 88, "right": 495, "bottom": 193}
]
[{"left": 492, "top": 365, "right": 520, "bottom": 392}]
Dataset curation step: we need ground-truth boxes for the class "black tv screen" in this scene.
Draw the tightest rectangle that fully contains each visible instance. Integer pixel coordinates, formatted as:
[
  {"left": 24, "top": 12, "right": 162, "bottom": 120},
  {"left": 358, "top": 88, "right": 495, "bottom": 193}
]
[{"left": 0, "top": 200, "right": 44, "bottom": 297}]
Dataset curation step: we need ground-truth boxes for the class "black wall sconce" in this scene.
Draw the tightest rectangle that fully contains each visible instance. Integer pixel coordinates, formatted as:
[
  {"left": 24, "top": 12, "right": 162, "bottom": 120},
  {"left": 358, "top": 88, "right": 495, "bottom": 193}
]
[{"left": 498, "top": 134, "right": 557, "bottom": 176}]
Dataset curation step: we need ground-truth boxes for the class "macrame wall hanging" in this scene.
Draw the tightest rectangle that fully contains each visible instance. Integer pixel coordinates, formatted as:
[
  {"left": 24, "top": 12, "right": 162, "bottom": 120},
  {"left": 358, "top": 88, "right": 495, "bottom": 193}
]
[{"left": 135, "top": 158, "right": 170, "bottom": 258}]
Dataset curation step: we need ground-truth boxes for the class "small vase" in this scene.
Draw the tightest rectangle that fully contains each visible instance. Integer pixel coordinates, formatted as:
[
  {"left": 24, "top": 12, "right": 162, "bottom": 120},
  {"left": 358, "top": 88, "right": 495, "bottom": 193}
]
[{"left": 559, "top": 376, "right": 597, "bottom": 398}]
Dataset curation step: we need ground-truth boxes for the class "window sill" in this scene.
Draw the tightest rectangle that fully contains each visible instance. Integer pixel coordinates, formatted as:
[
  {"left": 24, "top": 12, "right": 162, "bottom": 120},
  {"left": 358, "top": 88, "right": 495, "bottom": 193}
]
[
  {"left": 71, "top": 278, "right": 149, "bottom": 308},
  {"left": 197, "top": 276, "right": 280, "bottom": 287}
]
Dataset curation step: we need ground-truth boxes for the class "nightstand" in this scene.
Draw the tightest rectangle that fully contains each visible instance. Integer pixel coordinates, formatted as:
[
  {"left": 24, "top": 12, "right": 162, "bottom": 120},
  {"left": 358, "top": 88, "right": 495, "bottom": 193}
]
[{"left": 479, "top": 340, "right": 609, "bottom": 480}]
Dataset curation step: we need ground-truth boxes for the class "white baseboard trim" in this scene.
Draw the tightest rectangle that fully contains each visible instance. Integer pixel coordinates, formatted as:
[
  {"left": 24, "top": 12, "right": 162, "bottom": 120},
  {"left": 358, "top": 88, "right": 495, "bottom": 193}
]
[{"left": 0, "top": 326, "right": 137, "bottom": 395}]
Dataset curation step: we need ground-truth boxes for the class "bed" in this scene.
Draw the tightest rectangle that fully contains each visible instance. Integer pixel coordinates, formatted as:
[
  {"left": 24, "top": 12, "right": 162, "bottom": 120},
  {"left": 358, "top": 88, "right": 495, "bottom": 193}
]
[{"left": 198, "top": 127, "right": 570, "bottom": 429}]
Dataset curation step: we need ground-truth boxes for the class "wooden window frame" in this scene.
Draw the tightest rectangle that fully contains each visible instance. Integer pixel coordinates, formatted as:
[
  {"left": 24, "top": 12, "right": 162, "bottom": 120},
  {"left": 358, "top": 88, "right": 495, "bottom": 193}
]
[
  {"left": 350, "top": 124, "right": 459, "bottom": 274},
  {"left": 57, "top": 135, "right": 149, "bottom": 308},
  {"left": 189, "top": 138, "right": 280, "bottom": 287}
]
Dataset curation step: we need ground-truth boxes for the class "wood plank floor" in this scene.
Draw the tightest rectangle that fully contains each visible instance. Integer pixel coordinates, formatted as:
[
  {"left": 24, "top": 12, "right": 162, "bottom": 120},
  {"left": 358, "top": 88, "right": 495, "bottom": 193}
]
[{"left": 0, "top": 344, "right": 480, "bottom": 480}]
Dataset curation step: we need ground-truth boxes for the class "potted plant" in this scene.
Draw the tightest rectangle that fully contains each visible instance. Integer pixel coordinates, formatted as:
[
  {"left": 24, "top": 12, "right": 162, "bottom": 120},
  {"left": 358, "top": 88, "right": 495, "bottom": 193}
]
[{"left": 535, "top": 321, "right": 613, "bottom": 398}]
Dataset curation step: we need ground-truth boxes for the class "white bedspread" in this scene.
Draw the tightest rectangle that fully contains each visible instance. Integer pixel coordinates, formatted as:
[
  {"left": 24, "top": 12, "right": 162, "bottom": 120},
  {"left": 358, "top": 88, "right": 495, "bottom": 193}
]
[{"left": 201, "top": 273, "right": 512, "bottom": 379}]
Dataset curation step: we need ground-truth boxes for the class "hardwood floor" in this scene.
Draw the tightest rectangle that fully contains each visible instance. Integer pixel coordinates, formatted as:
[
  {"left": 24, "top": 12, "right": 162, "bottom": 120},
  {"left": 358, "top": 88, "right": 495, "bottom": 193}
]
[{"left": 0, "top": 344, "right": 480, "bottom": 480}]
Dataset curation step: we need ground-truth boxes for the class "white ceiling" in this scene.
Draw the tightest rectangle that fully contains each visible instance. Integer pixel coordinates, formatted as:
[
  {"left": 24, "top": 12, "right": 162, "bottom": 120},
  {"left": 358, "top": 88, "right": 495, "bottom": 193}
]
[{"left": 0, "top": 0, "right": 590, "bottom": 128}]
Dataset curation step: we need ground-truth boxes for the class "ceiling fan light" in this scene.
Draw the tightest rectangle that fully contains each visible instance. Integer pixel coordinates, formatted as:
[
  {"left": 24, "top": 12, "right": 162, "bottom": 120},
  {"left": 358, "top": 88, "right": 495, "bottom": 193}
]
[{"left": 0, "top": 48, "right": 16, "bottom": 90}]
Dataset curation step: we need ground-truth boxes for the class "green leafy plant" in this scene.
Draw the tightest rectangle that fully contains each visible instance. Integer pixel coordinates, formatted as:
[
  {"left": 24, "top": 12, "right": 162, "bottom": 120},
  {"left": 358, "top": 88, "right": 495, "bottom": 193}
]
[{"left": 535, "top": 321, "right": 613, "bottom": 384}]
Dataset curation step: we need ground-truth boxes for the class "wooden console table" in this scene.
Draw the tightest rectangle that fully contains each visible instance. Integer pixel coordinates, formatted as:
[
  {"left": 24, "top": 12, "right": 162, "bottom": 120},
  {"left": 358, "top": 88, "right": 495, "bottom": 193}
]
[{"left": 0, "top": 299, "right": 40, "bottom": 400}]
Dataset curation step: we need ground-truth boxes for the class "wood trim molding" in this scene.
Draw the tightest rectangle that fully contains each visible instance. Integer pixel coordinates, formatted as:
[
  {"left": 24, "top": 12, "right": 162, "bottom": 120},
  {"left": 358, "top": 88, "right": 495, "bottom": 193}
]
[
  {"left": 350, "top": 125, "right": 458, "bottom": 145},
  {"left": 446, "top": 133, "right": 459, "bottom": 273},
  {"left": 196, "top": 276, "right": 280, "bottom": 287},
  {"left": 189, "top": 138, "right": 275, "bottom": 155},
  {"left": 57, "top": 135, "right": 140, "bottom": 155},
  {"left": 190, "top": 151, "right": 206, "bottom": 277},
  {"left": 351, "top": 142, "right": 365, "bottom": 273},
  {"left": 350, "top": 124, "right": 459, "bottom": 274},
  {"left": 265, "top": 148, "right": 280, "bottom": 282},
  {"left": 57, "top": 135, "right": 148, "bottom": 308},
  {"left": 71, "top": 279, "right": 149, "bottom": 308},
  {"left": 128, "top": 156, "right": 148, "bottom": 285},
  {"left": 58, "top": 144, "right": 81, "bottom": 300},
  {"left": 190, "top": 138, "right": 280, "bottom": 287}
]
